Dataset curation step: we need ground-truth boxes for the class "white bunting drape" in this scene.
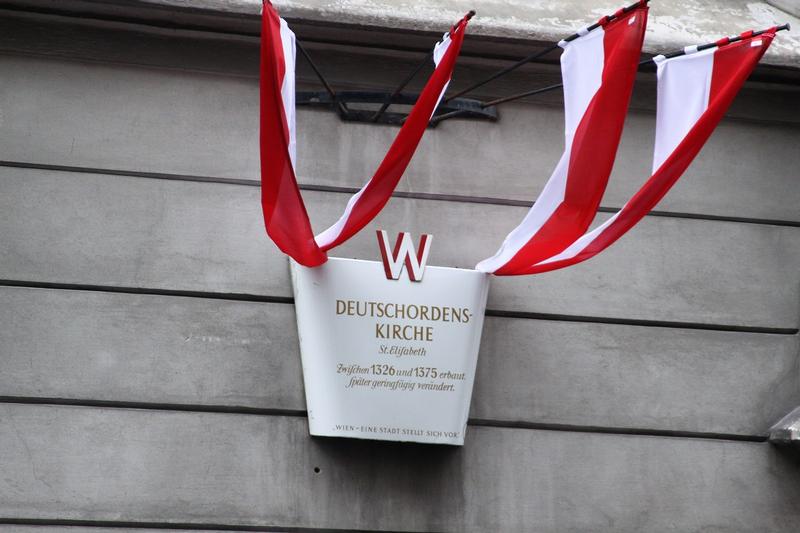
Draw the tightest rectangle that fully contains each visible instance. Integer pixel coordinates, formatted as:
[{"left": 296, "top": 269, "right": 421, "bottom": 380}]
[
  {"left": 476, "top": 3, "right": 648, "bottom": 275},
  {"left": 260, "top": 0, "right": 471, "bottom": 267},
  {"left": 504, "top": 29, "right": 776, "bottom": 275}
]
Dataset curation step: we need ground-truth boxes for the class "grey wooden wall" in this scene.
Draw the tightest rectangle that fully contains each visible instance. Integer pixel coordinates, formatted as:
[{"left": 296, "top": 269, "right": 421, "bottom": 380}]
[{"left": 1, "top": 5, "right": 799, "bottom": 533}]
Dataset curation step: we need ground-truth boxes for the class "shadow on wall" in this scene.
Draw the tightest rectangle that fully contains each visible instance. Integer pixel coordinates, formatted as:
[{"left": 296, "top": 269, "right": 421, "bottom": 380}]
[{"left": 307, "top": 435, "right": 466, "bottom": 523}]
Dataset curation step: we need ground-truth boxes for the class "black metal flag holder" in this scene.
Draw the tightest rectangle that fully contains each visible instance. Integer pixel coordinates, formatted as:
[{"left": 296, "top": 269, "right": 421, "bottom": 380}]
[
  {"left": 293, "top": 0, "right": 788, "bottom": 128},
  {"left": 294, "top": 11, "right": 495, "bottom": 126}
]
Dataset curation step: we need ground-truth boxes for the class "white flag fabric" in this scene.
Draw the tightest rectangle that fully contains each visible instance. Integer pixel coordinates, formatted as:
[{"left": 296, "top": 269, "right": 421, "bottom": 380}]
[
  {"left": 511, "top": 29, "right": 776, "bottom": 275},
  {"left": 260, "top": 0, "right": 471, "bottom": 266},
  {"left": 476, "top": 3, "right": 648, "bottom": 275}
]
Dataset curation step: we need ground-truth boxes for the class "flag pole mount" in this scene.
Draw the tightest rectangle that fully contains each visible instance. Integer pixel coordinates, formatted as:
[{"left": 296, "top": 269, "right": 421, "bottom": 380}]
[
  {"left": 434, "top": 20, "right": 790, "bottom": 125},
  {"left": 296, "top": 8, "right": 494, "bottom": 127}
]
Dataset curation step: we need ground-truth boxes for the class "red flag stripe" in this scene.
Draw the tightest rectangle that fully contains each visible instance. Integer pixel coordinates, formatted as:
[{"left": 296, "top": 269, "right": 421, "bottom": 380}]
[
  {"left": 476, "top": 4, "right": 647, "bottom": 274},
  {"left": 260, "top": 2, "right": 326, "bottom": 266},
  {"left": 513, "top": 31, "right": 775, "bottom": 275},
  {"left": 314, "top": 21, "right": 468, "bottom": 251},
  {"left": 260, "top": 1, "right": 471, "bottom": 265}
]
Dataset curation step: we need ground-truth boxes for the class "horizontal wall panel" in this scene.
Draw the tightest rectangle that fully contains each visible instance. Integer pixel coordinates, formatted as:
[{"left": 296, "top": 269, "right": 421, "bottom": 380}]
[
  {"left": 2, "top": 286, "right": 797, "bottom": 435},
  {"left": 0, "top": 287, "right": 304, "bottom": 412},
  {"left": 0, "top": 523, "right": 247, "bottom": 533},
  {"left": 1, "top": 54, "right": 798, "bottom": 222},
  {"left": 2, "top": 405, "right": 800, "bottom": 532},
  {"left": 474, "top": 316, "right": 800, "bottom": 435},
  {"left": 424, "top": 110, "right": 800, "bottom": 224},
  {"left": 0, "top": 11, "right": 261, "bottom": 78},
  {"left": 2, "top": 167, "right": 798, "bottom": 328}
]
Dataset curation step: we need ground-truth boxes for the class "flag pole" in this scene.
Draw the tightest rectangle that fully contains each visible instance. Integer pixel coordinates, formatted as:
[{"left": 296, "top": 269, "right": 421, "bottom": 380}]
[
  {"left": 442, "top": 0, "right": 649, "bottom": 105},
  {"left": 373, "top": 10, "right": 478, "bottom": 122},
  {"left": 370, "top": 53, "right": 432, "bottom": 122},
  {"left": 660, "top": 22, "right": 790, "bottom": 59},
  {"left": 442, "top": 43, "right": 561, "bottom": 105},
  {"left": 432, "top": 21, "right": 789, "bottom": 125},
  {"left": 296, "top": 40, "right": 351, "bottom": 117}
]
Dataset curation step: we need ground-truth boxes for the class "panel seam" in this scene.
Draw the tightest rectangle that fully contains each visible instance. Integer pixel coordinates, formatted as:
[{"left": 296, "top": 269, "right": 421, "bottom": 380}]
[
  {"left": 2, "top": 160, "right": 798, "bottom": 227},
  {"left": 1, "top": 280, "right": 796, "bottom": 334},
  {"left": 0, "top": 397, "right": 769, "bottom": 442},
  {"left": 0, "top": 517, "right": 427, "bottom": 533}
]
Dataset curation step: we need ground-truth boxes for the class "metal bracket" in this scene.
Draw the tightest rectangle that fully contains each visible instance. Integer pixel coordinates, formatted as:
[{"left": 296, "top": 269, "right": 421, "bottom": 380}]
[{"left": 297, "top": 91, "right": 498, "bottom": 127}]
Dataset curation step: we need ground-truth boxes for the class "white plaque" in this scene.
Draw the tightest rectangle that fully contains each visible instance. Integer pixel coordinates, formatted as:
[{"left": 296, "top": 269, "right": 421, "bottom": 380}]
[{"left": 291, "top": 257, "right": 490, "bottom": 445}]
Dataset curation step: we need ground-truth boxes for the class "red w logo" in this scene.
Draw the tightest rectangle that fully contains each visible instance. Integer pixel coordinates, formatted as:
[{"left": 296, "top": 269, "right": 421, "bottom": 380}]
[{"left": 376, "top": 230, "right": 433, "bottom": 282}]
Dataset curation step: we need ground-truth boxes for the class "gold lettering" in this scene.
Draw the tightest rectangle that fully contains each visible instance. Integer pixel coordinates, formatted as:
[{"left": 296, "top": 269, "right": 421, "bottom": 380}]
[
  {"left": 420, "top": 305, "right": 430, "bottom": 321},
  {"left": 337, "top": 300, "right": 474, "bottom": 332}
]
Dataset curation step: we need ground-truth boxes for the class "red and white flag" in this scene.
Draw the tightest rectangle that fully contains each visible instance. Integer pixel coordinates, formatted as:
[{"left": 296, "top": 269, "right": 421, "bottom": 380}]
[
  {"left": 260, "top": 0, "right": 471, "bottom": 267},
  {"left": 476, "top": 2, "right": 648, "bottom": 275},
  {"left": 507, "top": 28, "right": 776, "bottom": 275}
]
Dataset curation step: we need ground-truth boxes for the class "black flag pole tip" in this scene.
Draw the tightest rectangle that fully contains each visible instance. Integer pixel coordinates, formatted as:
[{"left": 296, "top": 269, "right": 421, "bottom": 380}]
[{"left": 756, "top": 22, "right": 790, "bottom": 34}]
